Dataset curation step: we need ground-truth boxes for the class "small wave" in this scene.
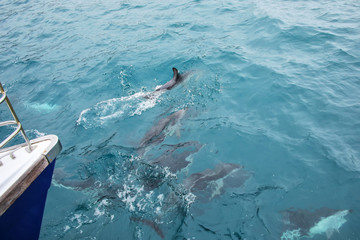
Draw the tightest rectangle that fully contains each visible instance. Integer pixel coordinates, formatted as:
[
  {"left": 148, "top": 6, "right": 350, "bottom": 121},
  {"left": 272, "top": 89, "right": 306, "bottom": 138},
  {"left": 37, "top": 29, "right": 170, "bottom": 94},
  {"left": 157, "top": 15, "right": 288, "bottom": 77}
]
[
  {"left": 25, "top": 129, "right": 46, "bottom": 138},
  {"left": 77, "top": 90, "right": 163, "bottom": 128}
]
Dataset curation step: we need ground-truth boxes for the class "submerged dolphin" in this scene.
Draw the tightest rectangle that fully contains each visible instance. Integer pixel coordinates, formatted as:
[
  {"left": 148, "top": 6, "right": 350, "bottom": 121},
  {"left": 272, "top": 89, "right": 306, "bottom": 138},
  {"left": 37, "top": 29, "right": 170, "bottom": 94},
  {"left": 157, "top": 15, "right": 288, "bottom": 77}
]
[
  {"left": 149, "top": 141, "right": 203, "bottom": 173},
  {"left": 53, "top": 167, "right": 96, "bottom": 191},
  {"left": 183, "top": 163, "right": 250, "bottom": 202},
  {"left": 155, "top": 68, "right": 190, "bottom": 92},
  {"left": 139, "top": 108, "right": 187, "bottom": 150},
  {"left": 281, "top": 207, "right": 350, "bottom": 239},
  {"left": 131, "top": 217, "right": 165, "bottom": 239},
  {"left": 137, "top": 141, "right": 203, "bottom": 191}
]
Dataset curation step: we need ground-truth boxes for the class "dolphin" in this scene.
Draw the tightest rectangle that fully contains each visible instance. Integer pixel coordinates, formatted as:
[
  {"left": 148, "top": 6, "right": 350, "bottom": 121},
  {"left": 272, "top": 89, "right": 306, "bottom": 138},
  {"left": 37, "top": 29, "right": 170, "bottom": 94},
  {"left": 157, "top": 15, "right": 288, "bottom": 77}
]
[
  {"left": 139, "top": 108, "right": 187, "bottom": 150},
  {"left": 52, "top": 167, "right": 96, "bottom": 191},
  {"left": 155, "top": 68, "right": 189, "bottom": 92},
  {"left": 149, "top": 141, "right": 203, "bottom": 173},
  {"left": 131, "top": 217, "right": 165, "bottom": 239},
  {"left": 280, "top": 207, "right": 350, "bottom": 239},
  {"left": 183, "top": 163, "right": 250, "bottom": 202},
  {"left": 136, "top": 141, "right": 203, "bottom": 191},
  {"left": 143, "top": 68, "right": 191, "bottom": 99}
]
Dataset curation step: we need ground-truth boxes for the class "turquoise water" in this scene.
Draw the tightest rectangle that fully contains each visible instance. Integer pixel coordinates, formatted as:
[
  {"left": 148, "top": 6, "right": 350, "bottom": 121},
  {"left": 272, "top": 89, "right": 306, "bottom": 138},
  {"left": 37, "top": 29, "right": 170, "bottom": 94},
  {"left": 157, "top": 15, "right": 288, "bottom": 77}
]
[{"left": 1, "top": 0, "right": 360, "bottom": 239}]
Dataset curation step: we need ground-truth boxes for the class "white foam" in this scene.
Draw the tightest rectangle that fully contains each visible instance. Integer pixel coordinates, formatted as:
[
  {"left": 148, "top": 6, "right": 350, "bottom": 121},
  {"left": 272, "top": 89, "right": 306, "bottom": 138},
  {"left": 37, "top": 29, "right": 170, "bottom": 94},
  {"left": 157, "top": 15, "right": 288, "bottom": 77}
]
[
  {"left": 155, "top": 206, "right": 162, "bottom": 215},
  {"left": 136, "top": 198, "right": 148, "bottom": 211},
  {"left": 157, "top": 194, "right": 164, "bottom": 205},
  {"left": 117, "top": 184, "right": 146, "bottom": 212},
  {"left": 77, "top": 89, "right": 163, "bottom": 128},
  {"left": 94, "top": 199, "right": 109, "bottom": 217},
  {"left": 130, "top": 94, "right": 158, "bottom": 116},
  {"left": 77, "top": 108, "right": 90, "bottom": 125},
  {"left": 164, "top": 167, "right": 176, "bottom": 178},
  {"left": 281, "top": 228, "right": 301, "bottom": 240},
  {"left": 94, "top": 207, "right": 105, "bottom": 217},
  {"left": 33, "top": 129, "right": 46, "bottom": 137},
  {"left": 119, "top": 70, "right": 128, "bottom": 88},
  {"left": 129, "top": 155, "right": 140, "bottom": 162},
  {"left": 184, "top": 192, "right": 196, "bottom": 209},
  {"left": 98, "top": 109, "right": 124, "bottom": 121},
  {"left": 70, "top": 213, "right": 85, "bottom": 229},
  {"left": 25, "top": 129, "right": 46, "bottom": 138},
  {"left": 146, "top": 191, "right": 154, "bottom": 199}
]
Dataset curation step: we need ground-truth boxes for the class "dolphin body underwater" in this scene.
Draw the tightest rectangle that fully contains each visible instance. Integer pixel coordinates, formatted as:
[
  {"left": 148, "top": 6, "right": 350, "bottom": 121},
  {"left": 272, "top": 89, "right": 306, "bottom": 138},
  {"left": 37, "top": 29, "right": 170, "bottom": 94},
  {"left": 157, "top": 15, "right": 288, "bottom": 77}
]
[
  {"left": 182, "top": 163, "right": 250, "bottom": 202},
  {"left": 280, "top": 207, "right": 350, "bottom": 239},
  {"left": 139, "top": 108, "right": 187, "bottom": 150},
  {"left": 149, "top": 141, "right": 203, "bottom": 173}
]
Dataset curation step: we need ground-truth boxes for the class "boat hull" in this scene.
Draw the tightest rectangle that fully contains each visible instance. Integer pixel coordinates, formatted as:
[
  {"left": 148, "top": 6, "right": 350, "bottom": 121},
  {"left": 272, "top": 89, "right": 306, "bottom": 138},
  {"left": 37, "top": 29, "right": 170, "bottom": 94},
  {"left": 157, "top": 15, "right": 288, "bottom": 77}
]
[{"left": 0, "top": 159, "right": 56, "bottom": 240}]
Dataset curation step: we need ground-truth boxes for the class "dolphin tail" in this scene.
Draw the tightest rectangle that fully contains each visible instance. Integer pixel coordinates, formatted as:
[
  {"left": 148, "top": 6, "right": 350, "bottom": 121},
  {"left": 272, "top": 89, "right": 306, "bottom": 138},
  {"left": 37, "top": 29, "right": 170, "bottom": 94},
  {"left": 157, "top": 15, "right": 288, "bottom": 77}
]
[{"left": 172, "top": 67, "right": 179, "bottom": 81}]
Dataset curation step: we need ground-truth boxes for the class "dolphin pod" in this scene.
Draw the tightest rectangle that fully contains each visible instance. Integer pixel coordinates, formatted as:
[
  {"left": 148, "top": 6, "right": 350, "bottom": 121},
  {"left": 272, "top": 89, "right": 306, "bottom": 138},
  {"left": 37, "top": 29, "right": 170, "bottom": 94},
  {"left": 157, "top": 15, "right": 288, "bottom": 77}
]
[
  {"left": 134, "top": 68, "right": 351, "bottom": 238},
  {"left": 128, "top": 68, "right": 254, "bottom": 238},
  {"left": 57, "top": 68, "right": 351, "bottom": 239}
]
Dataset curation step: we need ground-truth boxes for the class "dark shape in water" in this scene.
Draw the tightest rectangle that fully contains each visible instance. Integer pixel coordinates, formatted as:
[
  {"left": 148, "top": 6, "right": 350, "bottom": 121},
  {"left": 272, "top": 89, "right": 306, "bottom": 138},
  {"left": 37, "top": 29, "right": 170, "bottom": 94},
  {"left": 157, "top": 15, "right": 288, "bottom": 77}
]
[
  {"left": 144, "top": 67, "right": 192, "bottom": 99},
  {"left": 131, "top": 217, "right": 165, "bottom": 239},
  {"left": 156, "top": 67, "right": 191, "bottom": 91},
  {"left": 139, "top": 108, "right": 187, "bottom": 150},
  {"left": 137, "top": 141, "right": 203, "bottom": 191},
  {"left": 231, "top": 185, "right": 284, "bottom": 200},
  {"left": 53, "top": 167, "right": 95, "bottom": 191},
  {"left": 136, "top": 165, "right": 167, "bottom": 192},
  {"left": 198, "top": 223, "right": 216, "bottom": 235},
  {"left": 281, "top": 207, "right": 350, "bottom": 239},
  {"left": 150, "top": 141, "right": 203, "bottom": 173},
  {"left": 183, "top": 163, "right": 250, "bottom": 202}
]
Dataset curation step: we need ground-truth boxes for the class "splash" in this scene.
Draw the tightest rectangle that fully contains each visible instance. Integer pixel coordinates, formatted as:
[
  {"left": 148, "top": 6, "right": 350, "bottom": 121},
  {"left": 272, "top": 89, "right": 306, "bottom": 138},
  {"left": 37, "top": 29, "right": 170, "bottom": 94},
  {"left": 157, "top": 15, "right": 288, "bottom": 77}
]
[
  {"left": 69, "top": 213, "right": 93, "bottom": 229},
  {"left": 25, "top": 129, "right": 46, "bottom": 138},
  {"left": 94, "top": 199, "right": 109, "bottom": 217},
  {"left": 76, "top": 90, "right": 163, "bottom": 128},
  {"left": 116, "top": 167, "right": 169, "bottom": 216},
  {"left": 281, "top": 229, "right": 301, "bottom": 240}
]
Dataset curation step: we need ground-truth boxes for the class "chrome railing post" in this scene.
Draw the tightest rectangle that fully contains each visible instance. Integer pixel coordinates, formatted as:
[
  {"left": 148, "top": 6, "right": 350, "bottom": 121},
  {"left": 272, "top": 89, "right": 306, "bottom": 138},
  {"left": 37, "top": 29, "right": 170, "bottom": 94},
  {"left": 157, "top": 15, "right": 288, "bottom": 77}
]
[{"left": 0, "top": 82, "right": 32, "bottom": 151}]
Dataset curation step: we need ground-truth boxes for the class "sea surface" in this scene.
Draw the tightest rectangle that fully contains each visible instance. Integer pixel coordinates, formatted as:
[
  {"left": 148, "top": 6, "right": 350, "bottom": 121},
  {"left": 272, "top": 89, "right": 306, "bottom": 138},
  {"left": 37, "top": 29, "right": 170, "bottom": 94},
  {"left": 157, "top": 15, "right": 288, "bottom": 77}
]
[{"left": 1, "top": 0, "right": 360, "bottom": 239}]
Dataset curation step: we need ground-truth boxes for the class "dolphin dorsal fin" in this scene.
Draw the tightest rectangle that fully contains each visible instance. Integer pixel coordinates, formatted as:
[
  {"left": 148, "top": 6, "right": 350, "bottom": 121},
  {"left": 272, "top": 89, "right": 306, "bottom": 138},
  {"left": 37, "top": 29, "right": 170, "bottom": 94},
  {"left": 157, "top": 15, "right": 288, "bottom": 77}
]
[{"left": 172, "top": 68, "right": 179, "bottom": 81}]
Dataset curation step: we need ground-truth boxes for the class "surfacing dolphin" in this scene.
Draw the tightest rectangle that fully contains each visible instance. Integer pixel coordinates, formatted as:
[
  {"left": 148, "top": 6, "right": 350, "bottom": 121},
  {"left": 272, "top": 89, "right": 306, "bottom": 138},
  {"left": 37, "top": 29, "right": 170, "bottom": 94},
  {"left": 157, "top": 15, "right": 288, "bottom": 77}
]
[
  {"left": 155, "top": 68, "right": 190, "bottom": 92},
  {"left": 281, "top": 207, "right": 350, "bottom": 239}
]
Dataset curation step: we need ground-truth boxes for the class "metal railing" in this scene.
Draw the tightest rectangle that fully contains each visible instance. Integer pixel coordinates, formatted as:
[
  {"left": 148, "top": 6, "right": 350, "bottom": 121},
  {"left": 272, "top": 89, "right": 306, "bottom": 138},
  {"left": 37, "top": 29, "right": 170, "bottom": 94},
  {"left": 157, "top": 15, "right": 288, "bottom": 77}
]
[{"left": 0, "top": 82, "right": 32, "bottom": 151}]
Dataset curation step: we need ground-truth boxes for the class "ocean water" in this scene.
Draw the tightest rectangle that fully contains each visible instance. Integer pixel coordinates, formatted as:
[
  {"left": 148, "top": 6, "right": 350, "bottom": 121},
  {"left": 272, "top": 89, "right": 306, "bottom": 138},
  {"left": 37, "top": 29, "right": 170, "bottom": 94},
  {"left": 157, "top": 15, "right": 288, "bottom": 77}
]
[{"left": 1, "top": 0, "right": 360, "bottom": 239}]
